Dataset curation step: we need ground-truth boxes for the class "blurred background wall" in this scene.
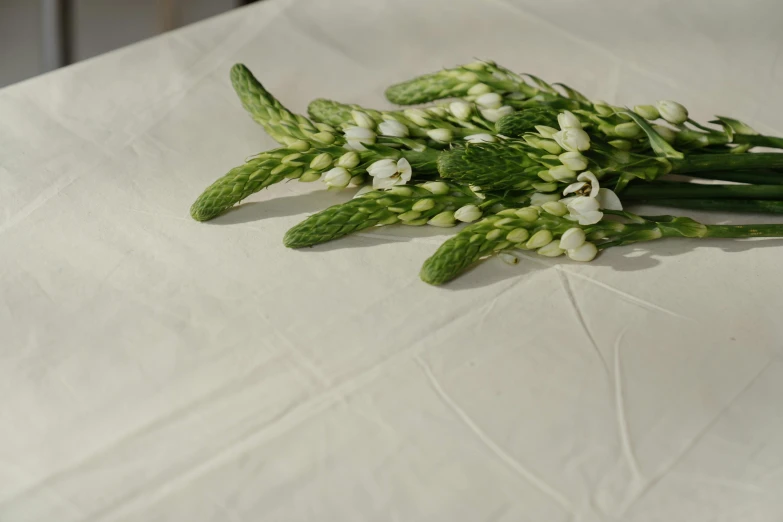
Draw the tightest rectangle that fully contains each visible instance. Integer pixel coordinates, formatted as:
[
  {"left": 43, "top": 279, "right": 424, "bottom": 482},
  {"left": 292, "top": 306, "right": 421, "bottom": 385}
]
[{"left": 0, "top": 0, "right": 260, "bottom": 88}]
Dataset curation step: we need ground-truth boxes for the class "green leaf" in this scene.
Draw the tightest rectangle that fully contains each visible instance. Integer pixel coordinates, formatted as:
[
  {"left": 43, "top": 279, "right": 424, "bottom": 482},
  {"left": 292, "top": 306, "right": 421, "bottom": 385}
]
[
  {"left": 621, "top": 110, "right": 684, "bottom": 160},
  {"left": 710, "top": 116, "right": 760, "bottom": 141}
]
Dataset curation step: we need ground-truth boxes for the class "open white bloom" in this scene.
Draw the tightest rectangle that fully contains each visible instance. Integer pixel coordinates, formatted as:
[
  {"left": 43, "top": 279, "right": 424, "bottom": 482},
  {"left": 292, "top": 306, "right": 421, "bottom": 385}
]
[
  {"left": 464, "top": 133, "right": 496, "bottom": 143},
  {"left": 368, "top": 158, "right": 412, "bottom": 189},
  {"left": 564, "top": 188, "right": 623, "bottom": 225},
  {"left": 449, "top": 101, "right": 472, "bottom": 121},
  {"left": 656, "top": 100, "right": 688, "bottom": 124},
  {"left": 553, "top": 128, "right": 590, "bottom": 152},
  {"left": 351, "top": 110, "right": 376, "bottom": 129},
  {"left": 557, "top": 110, "right": 581, "bottom": 130},
  {"left": 475, "top": 92, "right": 503, "bottom": 109},
  {"left": 344, "top": 126, "right": 376, "bottom": 151},
  {"left": 480, "top": 106, "right": 514, "bottom": 123},
  {"left": 427, "top": 128, "right": 453, "bottom": 143},
  {"left": 454, "top": 204, "right": 482, "bottom": 222},
  {"left": 567, "top": 242, "right": 598, "bottom": 262},
  {"left": 378, "top": 120, "right": 409, "bottom": 138},
  {"left": 323, "top": 167, "right": 352, "bottom": 189},
  {"left": 563, "top": 171, "right": 600, "bottom": 198},
  {"left": 559, "top": 151, "right": 588, "bottom": 171},
  {"left": 558, "top": 228, "right": 586, "bottom": 250}
]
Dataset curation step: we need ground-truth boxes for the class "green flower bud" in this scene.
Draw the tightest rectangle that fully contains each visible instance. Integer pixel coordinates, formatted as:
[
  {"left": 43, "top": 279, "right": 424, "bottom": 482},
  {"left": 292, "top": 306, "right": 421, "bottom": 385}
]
[
  {"left": 537, "top": 241, "right": 565, "bottom": 257},
  {"left": 299, "top": 169, "right": 322, "bottom": 182},
  {"left": 634, "top": 105, "right": 660, "bottom": 120},
  {"left": 515, "top": 208, "right": 540, "bottom": 222},
  {"left": 541, "top": 201, "right": 567, "bottom": 216},
  {"left": 532, "top": 182, "right": 558, "bottom": 193},
  {"left": 420, "top": 181, "right": 450, "bottom": 195},
  {"left": 389, "top": 186, "right": 413, "bottom": 196},
  {"left": 526, "top": 229, "right": 553, "bottom": 249},
  {"left": 412, "top": 198, "right": 436, "bottom": 212},
  {"left": 486, "top": 229, "right": 503, "bottom": 241},
  {"left": 313, "top": 131, "right": 335, "bottom": 144},
  {"left": 289, "top": 140, "right": 311, "bottom": 152},
  {"left": 614, "top": 122, "right": 642, "bottom": 138},
  {"left": 398, "top": 210, "right": 422, "bottom": 222},
  {"left": 309, "top": 153, "right": 333, "bottom": 170},
  {"left": 506, "top": 228, "right": 530, "bottom": 243},
  {"left": 337, "top": 151, "right": 360, "bottom": 169},
  {"left": 428, "top": 211, "right": 456, "bottom": 227}
]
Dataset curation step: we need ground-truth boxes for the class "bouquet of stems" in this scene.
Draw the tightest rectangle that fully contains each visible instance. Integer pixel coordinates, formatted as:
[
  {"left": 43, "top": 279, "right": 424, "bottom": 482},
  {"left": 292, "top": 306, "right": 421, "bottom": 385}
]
[{"left": 191, "top": 61, "right": 783, "bottom": 285}]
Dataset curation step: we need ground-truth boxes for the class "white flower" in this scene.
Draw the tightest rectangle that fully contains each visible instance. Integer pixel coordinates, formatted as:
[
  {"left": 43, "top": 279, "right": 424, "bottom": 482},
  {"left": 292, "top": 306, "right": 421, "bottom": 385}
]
[
  {"left": 454, "top": 204, "right": 482, "bottom": 222},
  {"left": 467, "top": 83, "right": 492, "bottom": 96},
  {"left": 563, "top": 171, "right": 600, "bottom": 198},
  {"left": 323, "top": 167, "right": 352, "bottom": 188},
  {"left": 558, "top": 228, "right": 586, "bottom": 250},
  {"left": 567, "top": 242, "right": 598, "bottom": 262},
  {"left": 368, "top": 158, "right": 412, "bottom": 189},
  {"left": 404, "top": 108, "right": 430, "bottom": 127},
  {"left": 351, "top": 110, "right": 375, "bottom": 129},
  {"left": 476, "top": 92, "right": 503, "bottom": 109},
  {"left": 480, "top": 106, "right": 514, "bottom": 122},
  {"left": 464, "top": 133, "right": 496, "bottom": 143},
  {"left": 378, "top": 120, "right": 409, "bottom": 138},
  {"left": 344, "top": 126, "right": 376, "bottom": 151},
  {"left": 565, "top": 188, "right": 623, "bottom": 225},
  {"left": 559, "top": 151, "right": 588, "bottom": 171},
  {"left": 449, "top": 101, "right": 472, "bottom": 121},
  {"left": 656, "top": 100, "right": 688, "bottom": 124},
  {"left": 427, "top": 128, "right": 453, "bottom": 143},
  {"left": 553, "top": 128, "right": 590, "bottom": 152},
  {"left": 557, "top": 110, "right": 582, "bottom": 130}
]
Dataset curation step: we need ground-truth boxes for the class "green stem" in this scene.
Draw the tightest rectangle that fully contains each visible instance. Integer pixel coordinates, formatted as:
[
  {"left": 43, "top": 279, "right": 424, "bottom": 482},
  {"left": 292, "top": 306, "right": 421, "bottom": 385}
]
[
  {"left": 672, "top": 153, "right": 783, "bottom": 173},
  {"left": 683, "top": 170, "right": 783, "bottom": 185},
  {"left": 733, "top": 134, "right": 783, "bottom": 149},
  {"left": 704, "top": 224, "right": 783, "bottom": 238},
  {"left": 623, "top": 183, "right": 783, "bottom": 200},
  {"left": 629, "top": 199, "right": 783, "bottom": 214}
]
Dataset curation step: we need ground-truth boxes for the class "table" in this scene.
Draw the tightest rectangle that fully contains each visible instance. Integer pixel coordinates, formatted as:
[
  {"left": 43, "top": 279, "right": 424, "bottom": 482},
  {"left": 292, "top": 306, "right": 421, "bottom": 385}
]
[{"left": 2, "top": 0, "right": 783, "bottom": 520}]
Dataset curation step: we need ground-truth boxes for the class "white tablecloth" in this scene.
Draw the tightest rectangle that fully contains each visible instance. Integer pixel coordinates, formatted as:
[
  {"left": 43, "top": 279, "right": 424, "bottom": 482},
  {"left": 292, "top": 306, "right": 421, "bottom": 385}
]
[{"left": 2, "top": 1, "right": 783, "bottom": 520}]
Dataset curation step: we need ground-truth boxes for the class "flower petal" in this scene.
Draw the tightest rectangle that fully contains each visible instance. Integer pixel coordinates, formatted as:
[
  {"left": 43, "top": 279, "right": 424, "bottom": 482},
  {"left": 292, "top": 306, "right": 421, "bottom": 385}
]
[
  {"left": 577, "top": 171, "right": 600, "bottom": 198},
  {"left": 563, "top": 181, "right": 586, "bottom": 196},
  {"left": 367, "top": 159, "right": 397, "bottom": 178},
  {"left": 596, "top": 188, "right": 623, "bottom": 210},
  {"left": 373, "top": 176, "right": 400, "bottom": 189},
  {"left": 576, "top": 210, "right": 604, "bottom": 225},
  {"left": 397, "top": 158, "right": 412, "bottom": 183}
]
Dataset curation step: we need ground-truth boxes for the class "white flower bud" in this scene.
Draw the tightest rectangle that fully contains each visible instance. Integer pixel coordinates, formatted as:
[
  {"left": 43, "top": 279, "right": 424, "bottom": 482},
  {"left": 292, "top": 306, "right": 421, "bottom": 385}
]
[
  {"left": 614, "top": 122, "right": 642, "bottom": 138},
  {"left": 449, "top": 101, "right": 473, "bottom": 121},
  {"left": 559, "top": 151, "right": 588, "bottom": 171},
  {"left": 656, "top": 100, "right": 688, "bottom": 124},
  {"left": 323, "top": 167, "right": 351, "bottom": 188},
  {"left": 467, "top": 83, "right": 492, "bottom": 96},
  {"left": 549, "top": 165, "right": 577, "bottom": 182},
  {"left": 288, "top": 140, "right": 311, "bottom": 152},
  {"left": 557, "top": 110, "right": 582, "bottom": 130},
  {"left": 344, "top": 126, "right": 376, "bottom": 151},
  {"left": 404, "top": 109, "right": 430, "bottom": 127},
  {"left": 634, "top": 105, "right": 660, "bottom": 120},
  {"left": 351, "top": 110, "right": 376, "bottom": 129},
  {"left": 428, "top": 211, "right": 456, "bottom": 227},
  {"left": 454, "top": 204, "right": 482, "bottom": 223},
  {"left": 427, "top": 128, "right": 453, "bottom": 143},
  {"left": 378, "top": 120, "right": 409, "bottom": 138},
  {"left": 412, "top": 198, "right": 436, "bottom": 212},
  {"left": 653, "top": 125, "right": 677, "bottom": 144},
  {"left": 526, "top": 229, "right": 553, "bottom": 249},
  {"left": 553, "top": 128, "right": 590, "bottom": 152},
  {"left": 312, "top": 131, "right": 335, "bottom": 144},
  {"left": 480, "top": 106, "right": 514, "bottom": 123},
  {"left": 465, "top": 133, "right": 496, "bottom": 143},
  {"left": 419, "top": 181, "right": 449, "bottom": 195},
  {"left": 337, "top": 151, "right": 360, "bottom": 169},
  {"left": 506, "top": 228, "right": 530, "bottom": 243},
  {"left": 542, "top": 201, "right": 567, "bottom": 217},
  {"left": 476, "top": 92, "right": 503, "bottom": 109},
  {"left": 499, "top": 252, "right": 519, "bottom": 265},
  {"left": 535, "top": 125, "right": 559, "bottom": 139},
  {"left": 537, "top": 241, "right": 565, "bottom": 257},
  {"left": 530, "top": 193, "right": 561, "bottom": 206},
  {"left": 427, "top": 107, "right": 447, "bottom": 117},
  {"left": 567, "top": 241, "right": 598, "bottom": 262},
  {"left": 515, "top": 208, "right": 539, "bottom": 222},
  {"left": 309, "top": 152, "right": 333, "bottom": 171},
  {"left": 559, "top": 228, "right": 586, "bottom": 250}
]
